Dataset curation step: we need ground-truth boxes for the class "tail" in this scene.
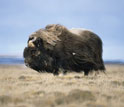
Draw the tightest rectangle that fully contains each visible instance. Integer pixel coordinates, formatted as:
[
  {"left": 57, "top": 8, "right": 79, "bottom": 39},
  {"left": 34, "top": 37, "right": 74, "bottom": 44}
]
[{"left": 98, "top": 62, "right": 107, "bottom": 76}]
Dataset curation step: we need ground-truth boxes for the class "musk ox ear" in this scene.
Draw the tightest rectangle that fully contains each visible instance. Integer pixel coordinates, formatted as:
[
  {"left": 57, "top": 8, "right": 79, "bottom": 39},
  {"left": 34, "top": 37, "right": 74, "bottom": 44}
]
[{"left": 45, "top": 24, "right": 64, "bottom": 36}]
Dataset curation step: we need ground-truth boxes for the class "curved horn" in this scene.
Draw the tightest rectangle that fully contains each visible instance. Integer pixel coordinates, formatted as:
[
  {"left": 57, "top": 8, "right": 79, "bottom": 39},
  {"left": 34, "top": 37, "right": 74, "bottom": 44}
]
[{"left": 28, "top": 37, "right": 37, "bottom": 47}]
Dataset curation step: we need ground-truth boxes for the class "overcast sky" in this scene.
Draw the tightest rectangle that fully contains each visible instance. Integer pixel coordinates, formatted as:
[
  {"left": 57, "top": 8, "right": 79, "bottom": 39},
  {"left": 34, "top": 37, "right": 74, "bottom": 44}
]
[{"left": 0, "top": 0, "right": 124, "bottom": 60}]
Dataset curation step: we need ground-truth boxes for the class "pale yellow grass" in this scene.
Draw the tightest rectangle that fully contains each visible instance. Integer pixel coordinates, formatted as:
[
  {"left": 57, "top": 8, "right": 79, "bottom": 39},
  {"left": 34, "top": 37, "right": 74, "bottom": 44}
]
[{"left": 0, "top": 64, "right": 124, "bottom": 107}]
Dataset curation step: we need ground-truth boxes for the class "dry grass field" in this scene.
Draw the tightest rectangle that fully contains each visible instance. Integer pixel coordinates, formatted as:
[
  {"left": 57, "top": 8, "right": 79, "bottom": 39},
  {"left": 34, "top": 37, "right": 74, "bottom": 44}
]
[{"left": 0, "top": 64, "right": 124, "bottom": 107}]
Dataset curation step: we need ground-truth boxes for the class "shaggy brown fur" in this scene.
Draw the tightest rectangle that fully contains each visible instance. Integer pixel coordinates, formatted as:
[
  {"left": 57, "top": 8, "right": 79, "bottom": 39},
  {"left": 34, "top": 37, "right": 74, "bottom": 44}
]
[{"left": 23, "top": 24, "right": 105, "bottom": 75}]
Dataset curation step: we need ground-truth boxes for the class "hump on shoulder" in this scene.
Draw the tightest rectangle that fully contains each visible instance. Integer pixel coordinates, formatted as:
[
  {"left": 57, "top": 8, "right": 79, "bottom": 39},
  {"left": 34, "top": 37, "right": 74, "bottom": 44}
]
[{"left": 69, "top": 28, "right": 93, "bottom": 36}]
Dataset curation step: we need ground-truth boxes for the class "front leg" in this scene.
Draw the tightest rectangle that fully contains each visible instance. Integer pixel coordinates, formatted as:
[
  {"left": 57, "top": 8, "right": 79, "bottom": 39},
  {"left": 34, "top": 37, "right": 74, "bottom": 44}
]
[
  {"left": 63, "top": 70, "right": 67, "bottom": 75},
  {"left": 52, "top": 57, "right": 60, "bottom": 76},
  {"left": 52, "top": 58, "right": 60, "bottom": 76},
  {"left": 53, "top": 68, "right": 59, "bottom": 76},
  {"left": 84, "top": 70, "right": 90, "bottom": 76}
]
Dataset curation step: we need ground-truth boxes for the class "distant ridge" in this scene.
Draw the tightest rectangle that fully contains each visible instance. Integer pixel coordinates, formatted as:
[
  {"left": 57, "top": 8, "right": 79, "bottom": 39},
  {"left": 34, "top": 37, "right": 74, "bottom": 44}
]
[
  {"left": 0, "top": 56, "right": 24, "bottom": 64},
  {"left": 104, "top": 60, "right": 124, "bottom": 64},
  {"left": 0, "top": 56, "right": 124, "bottom": 65},
  {"left": 0, "top": 55, "right": 23, "bottom": 58}
]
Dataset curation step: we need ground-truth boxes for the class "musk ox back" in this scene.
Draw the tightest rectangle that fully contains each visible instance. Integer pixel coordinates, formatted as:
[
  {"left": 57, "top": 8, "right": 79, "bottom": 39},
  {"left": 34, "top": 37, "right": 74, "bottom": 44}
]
[{"left": 23, "top": 24, "right": 105, "bottom": 75}]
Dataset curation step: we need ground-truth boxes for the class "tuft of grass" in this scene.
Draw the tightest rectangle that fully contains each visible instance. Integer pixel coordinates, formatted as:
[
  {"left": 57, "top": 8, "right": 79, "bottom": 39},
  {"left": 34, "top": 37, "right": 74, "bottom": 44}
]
[
  {"left": 0, "top": 95, "right": 23, "bottom": 104},
  {"left": 0, "top": 95, "right": 12, "bottom": 104},
  {"left": 55, "top": 89, "right": 95, "bottom": 105},
  {"left": 67, "top": 89, "right": 96, "bottom": 102},
  {"left": 111, "top": 80, "right": 124, "bottom": 87}
]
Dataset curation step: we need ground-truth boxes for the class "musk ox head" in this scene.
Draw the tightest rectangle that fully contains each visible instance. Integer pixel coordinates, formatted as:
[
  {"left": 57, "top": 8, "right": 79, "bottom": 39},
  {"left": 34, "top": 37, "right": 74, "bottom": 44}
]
[{"left": 23, "top": 24, "right": 66, "bottom": 73}]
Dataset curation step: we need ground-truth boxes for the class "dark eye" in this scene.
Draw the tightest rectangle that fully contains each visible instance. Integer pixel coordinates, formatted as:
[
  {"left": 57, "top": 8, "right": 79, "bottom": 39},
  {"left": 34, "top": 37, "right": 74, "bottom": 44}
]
[{"left": 33, "top": 37, "right": 43, "bottom": 48}]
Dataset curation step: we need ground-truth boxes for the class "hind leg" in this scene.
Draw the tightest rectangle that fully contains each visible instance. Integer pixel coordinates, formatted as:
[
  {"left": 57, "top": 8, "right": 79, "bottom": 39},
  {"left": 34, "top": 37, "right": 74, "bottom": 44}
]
[
  {"left": 84, "top": 70, "right": 90, "bottom": 76},
  {"left": 63, "top": 70, "right": 68, "bottom": 75},
  {"left": 53, "top": 68, "right": 59, "bottom": 76},
  {"left": 52, "top": 59, "right": 59, "bottom": 76}
]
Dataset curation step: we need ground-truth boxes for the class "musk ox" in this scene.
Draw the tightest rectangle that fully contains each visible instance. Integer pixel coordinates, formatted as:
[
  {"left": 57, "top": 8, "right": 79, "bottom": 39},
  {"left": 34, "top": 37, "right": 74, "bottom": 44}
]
[{"left": 23, "top": 24, "right": 105, "bottom": 75}]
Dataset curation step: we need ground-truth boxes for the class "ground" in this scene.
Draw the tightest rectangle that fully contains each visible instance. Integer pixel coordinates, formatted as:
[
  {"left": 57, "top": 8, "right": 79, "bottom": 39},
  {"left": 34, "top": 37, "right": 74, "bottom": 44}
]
[{"left": 0, "top": 64, "right": 124, "bottom": 107}]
